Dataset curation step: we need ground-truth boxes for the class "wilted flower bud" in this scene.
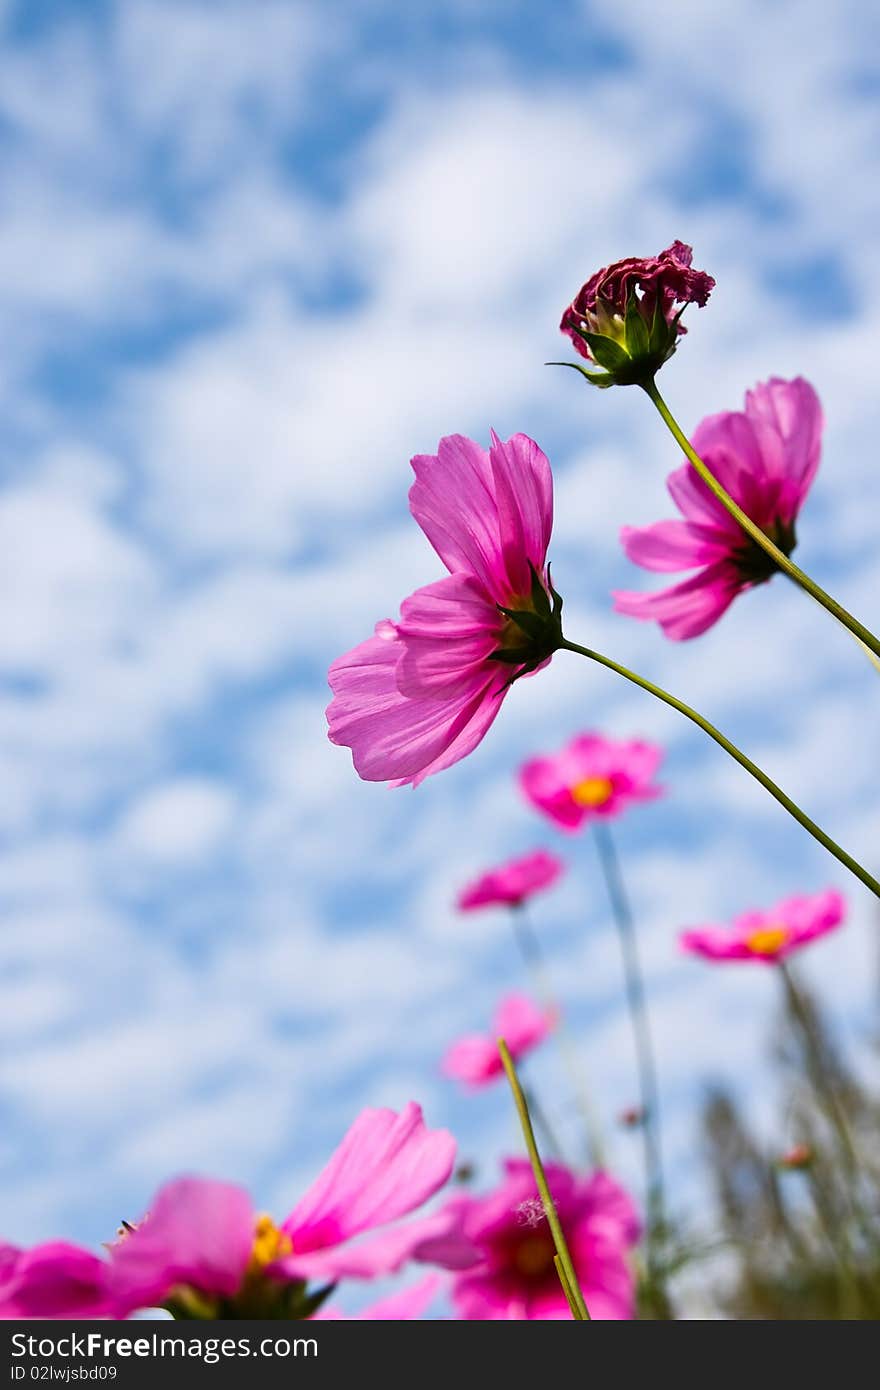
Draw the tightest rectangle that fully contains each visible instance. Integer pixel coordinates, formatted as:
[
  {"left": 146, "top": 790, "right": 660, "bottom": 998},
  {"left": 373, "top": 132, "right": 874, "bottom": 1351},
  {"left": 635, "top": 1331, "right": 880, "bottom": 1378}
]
[{"left": 559, "top": 241, "right": 715, "bottom": 387}]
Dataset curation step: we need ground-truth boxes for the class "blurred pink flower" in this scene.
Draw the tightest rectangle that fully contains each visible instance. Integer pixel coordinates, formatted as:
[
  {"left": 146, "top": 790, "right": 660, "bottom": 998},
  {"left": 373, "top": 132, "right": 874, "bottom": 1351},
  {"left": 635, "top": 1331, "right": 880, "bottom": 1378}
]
[
  {"left": 0, "top": 1243, "right": 118, "bottom": 1319},
  {"left": 560, "top": 241, "right": 714, "bottom": 384},
  {"left": 456, "top": 848, "right": 564, "bottom": 911},
  {"left": 327, "top": 432, "right": 559, "bottom": 787},
  {"left": 441, "top": 993, "right": 553, "bottom": 1088},
  {"left": 0, "top": 1104, "right": 473, "bottom": 1319},
  {"left": 613, "top": 378, "right": 823, "bottom": 639},
  {"left": 679, "top": 889, "right": 845, "bottom": 966},
  {"left": 519, "top": 733, "right": 663, "bottom": 831},
  {"left": 445, "top": 1160, "right": 640, "bottom": 1320}
]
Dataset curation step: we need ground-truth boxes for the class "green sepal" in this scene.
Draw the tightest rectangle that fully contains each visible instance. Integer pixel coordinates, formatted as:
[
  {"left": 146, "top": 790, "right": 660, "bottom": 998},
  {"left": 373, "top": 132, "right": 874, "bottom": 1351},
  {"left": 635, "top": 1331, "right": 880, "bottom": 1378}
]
[
  {"left": 528, "top": 561, "right": 551, "bottom": 617},
  {"left": 496, "top": 605, "right": 550, "bottom": 641},
  {"left": 577, "top": 332, "right": 631, "bottom": 372},
  {"left": 487, "top": 648, "right": 530, "bottom": 665},
  {"left": 624, "top": 289, "right": 650, "bottom": 359},
  {"left": 298, "top": 1283, "right": 336, "bottom": 1319},
  {"left": 546, "top": 361, "right": 615, "bottom": 388},
  {"left": 648, "top": 295, "right": 670, "bottom": 355}
]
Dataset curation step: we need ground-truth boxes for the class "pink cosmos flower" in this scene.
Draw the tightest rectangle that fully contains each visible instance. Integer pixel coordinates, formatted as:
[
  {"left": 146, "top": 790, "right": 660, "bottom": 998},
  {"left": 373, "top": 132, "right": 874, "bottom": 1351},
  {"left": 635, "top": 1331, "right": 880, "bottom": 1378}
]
[
  {"left": 560, "top": 241, "right": 714, "bottom": 384},
  {"left": 519, "top": 733, "right": 663, "bottom": 831},
  {"left": 441, "top": 993, "right": 553, "bottom": 1088},
  {"left": 327, "top": 432, "right": 559, "bottom": 787},
  {"left": 679, "top": 889, "right": 845, "bottom": 966},
  {"left": 456, "top": 848, "right": 564, "bottom": 911},
  {"left": 445, "top": 1160, "right": 640, "bottom": 1320},
  {"left": 613, "top": 378, "right": 823, "bottom": 639},
  {"left": 0, "top": 1104, "right": 474, "bottom": 1320}
]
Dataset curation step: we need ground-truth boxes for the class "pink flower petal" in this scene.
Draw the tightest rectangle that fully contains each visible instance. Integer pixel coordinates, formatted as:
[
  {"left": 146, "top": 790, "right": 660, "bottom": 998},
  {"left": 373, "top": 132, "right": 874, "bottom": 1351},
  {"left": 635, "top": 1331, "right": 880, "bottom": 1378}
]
[
  {"left": 493, "top": 992, "right": 552, "bottom": 1057},
  {"left": 613, "top": 561, "right": 742, "bottom": 640},
  {"left": 110, "top": 1177, "right": 254, "bottom": 1309},
  {"left": 327, "top": 626, "right": 505, "bottom": 785},
  {"left": 277, "top": 1205, "right": 477, "bottom": 1282},
  {"left": 284, "top": 1103, "right": 455, "bottom": 1256},
  {"left": 0, "top": 1243, "right": 118, "bottom": 1320},
  {"left": 620, "top": 519, "right": 729, "bottom": 572},
  {"left": 441, "top": 1034, "right": 502, "bottom": 1086},
  {"left": 456, "top": 849, "right": 565, "bottom": 909}
]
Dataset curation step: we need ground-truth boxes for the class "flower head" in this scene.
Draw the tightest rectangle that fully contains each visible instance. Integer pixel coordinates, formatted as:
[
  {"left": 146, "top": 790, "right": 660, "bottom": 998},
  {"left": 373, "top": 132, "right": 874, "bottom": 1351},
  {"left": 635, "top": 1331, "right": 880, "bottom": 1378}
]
[
  {"left": 456, "top": 848, "right": 564, "bottom": 911},
  {"left": 559, "top": 241, "right": 714, "bottom": 386},
  {"left": 613, "top": 378, "right": 823, "bottom": 639},
  {"left": 442, "top": 993, "right": 553, "bottom": 1089},
  {"left": 679, "top": 889, "right": 845, "bottom": 966},
  {"left": 327, "top": 432, "right": 560, "bottom": 787},
  {"left": 445, "top": 1160, "right": 639, "bottom": 1320},
  {"left": 519, "top": 733, "right": 663, "bottom": 831},
  {"left": 0, "top": 1104, "right": 473, "bottom": 1320}
]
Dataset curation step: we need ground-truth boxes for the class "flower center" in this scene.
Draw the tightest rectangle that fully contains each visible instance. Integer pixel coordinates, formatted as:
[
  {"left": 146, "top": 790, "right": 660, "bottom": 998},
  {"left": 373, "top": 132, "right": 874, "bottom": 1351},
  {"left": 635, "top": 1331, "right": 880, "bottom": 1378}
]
[
  {"left": 249, "top": 1214, "right": 292, "bottom": 1271},
  {"left": 746, "top": 924, "right": 788, "bottom": 956},
  {"left": 571, "top": 776, "right": 614, "bottom": 808},
  {"left": 514, "top": 1234, "right": 556, "bottom": 1279}
]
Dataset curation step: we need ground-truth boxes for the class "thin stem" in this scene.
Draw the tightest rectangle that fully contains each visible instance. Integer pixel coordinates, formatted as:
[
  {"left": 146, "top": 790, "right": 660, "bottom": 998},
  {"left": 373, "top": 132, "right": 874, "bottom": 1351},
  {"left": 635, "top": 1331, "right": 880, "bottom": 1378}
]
[
  {"left": 644, "top": 380, "right": 880, "bottom": 662},
  {"left": 592, "top": 823, "right": 668, "bottom": 1291},
  {"left": 559, "top": 639, "right": 880, "bottom": 901},
  {"left": 510, "top": 905, "right": 607, "bottom": 1166},
  {"left": 498, "top": 1037, "right": 591, "bottom": 1320}
]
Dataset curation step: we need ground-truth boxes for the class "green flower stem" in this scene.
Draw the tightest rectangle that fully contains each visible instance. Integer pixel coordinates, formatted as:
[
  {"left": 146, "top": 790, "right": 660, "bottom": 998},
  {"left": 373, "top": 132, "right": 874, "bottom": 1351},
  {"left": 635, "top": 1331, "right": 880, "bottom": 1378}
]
[
  {"left": 643, "top": 380, "right": 880, "bottom": 662},
  {"left": 592, "top": 821, "right": 669, "bottom": 1311},
  {"left": 498, "top": 1038, "right": 591, "bottom": 1321},
  {"left": 560, "top": 638, "right": 880, "bottom": 901}
]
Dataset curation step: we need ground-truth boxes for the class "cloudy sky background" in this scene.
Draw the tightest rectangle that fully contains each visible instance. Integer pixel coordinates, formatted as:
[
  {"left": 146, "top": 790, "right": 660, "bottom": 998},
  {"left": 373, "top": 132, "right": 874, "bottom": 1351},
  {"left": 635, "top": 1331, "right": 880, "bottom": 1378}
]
[{"left": 1, "top": 0, "right": 879, "bottom": 1313}]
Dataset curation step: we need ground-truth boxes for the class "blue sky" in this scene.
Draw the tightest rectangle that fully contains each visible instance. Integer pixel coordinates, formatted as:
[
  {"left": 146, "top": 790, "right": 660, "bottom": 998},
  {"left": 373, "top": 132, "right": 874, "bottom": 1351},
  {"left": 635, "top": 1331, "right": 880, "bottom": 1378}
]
[{"left": 1, "top": 0, "right": 879, "bottom": 1315}]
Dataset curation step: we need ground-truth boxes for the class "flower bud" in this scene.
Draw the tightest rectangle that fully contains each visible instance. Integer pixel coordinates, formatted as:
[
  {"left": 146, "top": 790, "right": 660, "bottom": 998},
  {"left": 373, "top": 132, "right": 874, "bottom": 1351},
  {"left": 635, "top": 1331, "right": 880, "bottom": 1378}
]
[{"left": 558, "top": 241, "right": 714, "bottom": 387}]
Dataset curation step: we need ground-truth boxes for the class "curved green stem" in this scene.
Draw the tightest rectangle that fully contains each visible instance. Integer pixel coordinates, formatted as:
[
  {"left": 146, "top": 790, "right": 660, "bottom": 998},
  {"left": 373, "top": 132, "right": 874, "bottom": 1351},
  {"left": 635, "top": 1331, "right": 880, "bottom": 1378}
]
[
  {"left": 498, "top": 1038, "right": 591, "bottom": 1320},
  {"left": 644, "top": 380, "right": 880, "bottom": 662},
  {"left": 560, "top": 638, "right": 880, "bottom": 900}
]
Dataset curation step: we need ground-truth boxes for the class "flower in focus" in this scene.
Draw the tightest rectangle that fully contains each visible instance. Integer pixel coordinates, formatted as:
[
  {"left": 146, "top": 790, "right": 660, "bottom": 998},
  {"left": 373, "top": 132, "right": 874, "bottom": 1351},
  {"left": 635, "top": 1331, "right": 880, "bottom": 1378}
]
[
  {"left": 519, "top": 733, "right": 663, "bottom": 832},
  {"left": 679, "top": 889, "right": 845, "bottom": 966},
  {"left": 559, "top": 241, "right": 714, "bottom": 386},
  {"left": 441, "top": 993, "right": 553, "bottom": 1089},
  {"left": 327, "top": 432, "right": 561, "bottom": 787},
  {"left": 613, "top": 378, "right": 823, "bottom": 639},
  {"left": 445, "top": 1160, "right": 640, "bottom": 1320},
  {"left": 0, "top": 1105, "right": 474, "bottom": 1320},
  {"left": 456, "top": 848, "right": 564, "bottom": 911}
]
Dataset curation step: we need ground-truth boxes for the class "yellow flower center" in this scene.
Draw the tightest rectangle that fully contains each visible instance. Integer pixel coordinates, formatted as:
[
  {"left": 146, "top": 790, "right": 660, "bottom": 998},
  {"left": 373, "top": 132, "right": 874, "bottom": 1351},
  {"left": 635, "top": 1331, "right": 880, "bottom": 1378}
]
[
  {"left": 746, "top": 924, "right": 788, "bottom": 956},
  {"left": 571, "top": 776, "right": 614, "bottom": 808},
  {"left": 249, "top": 1214, "right": 292, "bottom": 1271},
  {"left": 514, "top": 1235, "right": 555, "bottom": 1278}
]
